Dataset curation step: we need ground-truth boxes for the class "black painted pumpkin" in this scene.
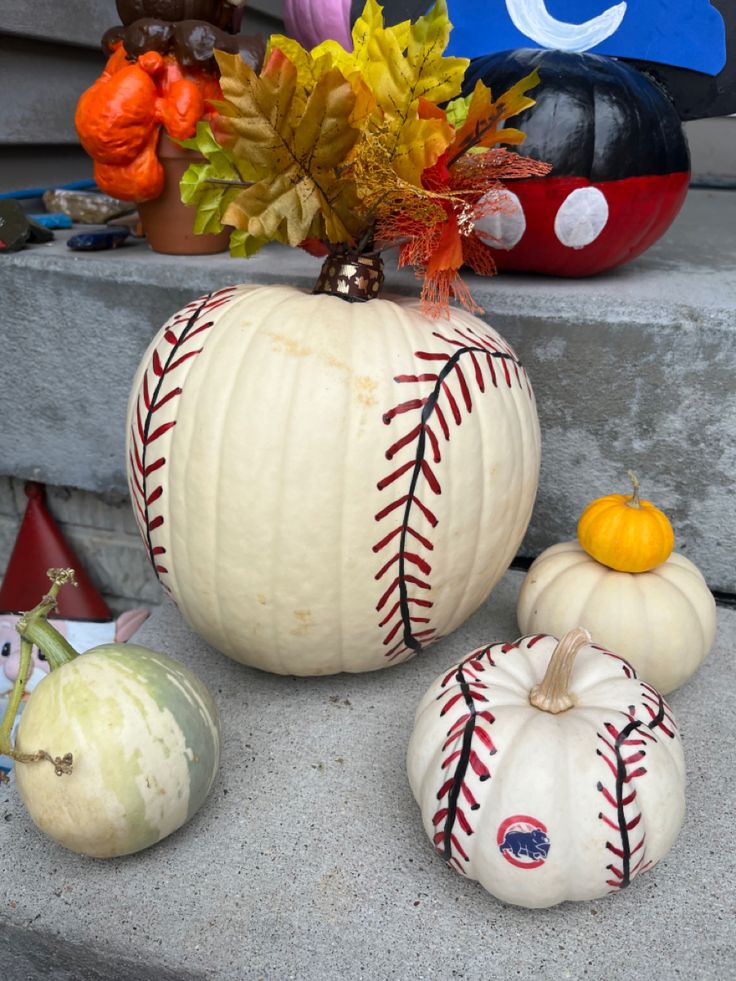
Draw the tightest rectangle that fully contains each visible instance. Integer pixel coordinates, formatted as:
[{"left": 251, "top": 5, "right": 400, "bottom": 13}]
[{"left": 463, "top": 49, "right": 690, "bottom": 277}]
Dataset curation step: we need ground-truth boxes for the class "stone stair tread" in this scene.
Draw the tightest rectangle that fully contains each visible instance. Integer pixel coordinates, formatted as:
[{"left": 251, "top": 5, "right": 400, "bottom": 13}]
[
  {"left": 1, "top": 569, "right": 734, "bottom": 980},
  {"left": 2, "top": 188, "right": 734, "bottom": 590}
]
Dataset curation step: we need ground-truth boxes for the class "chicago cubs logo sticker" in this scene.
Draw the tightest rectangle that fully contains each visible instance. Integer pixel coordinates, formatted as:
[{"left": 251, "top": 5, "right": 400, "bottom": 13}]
[{"left": 498, "top": 815, "right": 550, "bottom": 869}]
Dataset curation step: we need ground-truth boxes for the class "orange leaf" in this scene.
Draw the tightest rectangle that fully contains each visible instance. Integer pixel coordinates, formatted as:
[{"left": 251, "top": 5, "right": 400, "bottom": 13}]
[{"left": 448, "top": 71, "right": 541, "bottom": 164}]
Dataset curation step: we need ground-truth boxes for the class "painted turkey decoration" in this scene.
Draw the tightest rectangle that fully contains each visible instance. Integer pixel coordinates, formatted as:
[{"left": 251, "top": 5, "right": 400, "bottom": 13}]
[{"left": 285, "top": 0, "right": 735, "bottom": 276}]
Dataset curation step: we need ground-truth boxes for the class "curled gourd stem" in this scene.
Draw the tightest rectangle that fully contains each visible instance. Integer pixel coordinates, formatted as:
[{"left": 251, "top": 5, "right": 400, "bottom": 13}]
[
  {"left": 626, "top": 470, "right": 641, "bottom": 509},
  {"left": 530, "top": 627, "right": 592, "bottom": 714},
  {"left": 5, "top": 749, "right": 73, "bottom": 777}
]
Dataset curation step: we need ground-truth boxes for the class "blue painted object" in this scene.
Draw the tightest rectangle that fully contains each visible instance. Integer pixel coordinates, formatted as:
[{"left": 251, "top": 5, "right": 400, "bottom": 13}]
[
  {"left": 28, "top": 213, "right": 73, "bottom": 230},
  {"left": 67, "top": 228, "right": 130, "bottom": 251},
  {"left": 0, "top": 180, "right": 97, "bottom": 201},
  {"left": 444, "top": 0, "right": 727, "bottom": 75}
]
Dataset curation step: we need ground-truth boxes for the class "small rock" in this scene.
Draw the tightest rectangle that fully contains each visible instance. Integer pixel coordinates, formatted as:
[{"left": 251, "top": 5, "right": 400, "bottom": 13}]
[
  {"left": 109, "top": 211, "right": 145, "bottom": 237},
  {"left": 0, "top": 200, "right": 31, "bottom": 252},
  {"left": 43, "top": 189, "right": 135, "bottom": 224}
]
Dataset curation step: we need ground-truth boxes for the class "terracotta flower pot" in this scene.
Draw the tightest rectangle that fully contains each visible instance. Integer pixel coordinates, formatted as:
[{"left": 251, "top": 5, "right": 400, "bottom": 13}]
[{"left": 137, "top": 133, "right": 230, "bottom": 255}]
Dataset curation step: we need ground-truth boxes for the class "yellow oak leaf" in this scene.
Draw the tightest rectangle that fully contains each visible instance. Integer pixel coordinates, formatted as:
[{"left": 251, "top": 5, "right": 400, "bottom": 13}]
[
  {"left": 215, "top": 49, "right": 360, "bottom": 247},
  {"left": 313, "top": 0, "right": 412, "bottom": 80},
  {"left": 392, "top": 113, "right": 453, "bottom": 184},
  {"left": 448, "top": 71, "right": 542, "bottom": 164},
  {"left": 266, "top": 2, "right": 464, "bottom": 186},
  {"left": 358, "top": 0, "right": 467, "bottom": 182}
]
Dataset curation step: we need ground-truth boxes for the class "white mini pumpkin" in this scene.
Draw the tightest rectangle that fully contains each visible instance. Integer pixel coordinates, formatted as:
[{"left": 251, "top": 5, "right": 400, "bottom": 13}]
[
  {"left": 517, "top": 541, "right": 716, "bottom": 694},
  {"left": 407, "top": 629, "right": 685, "bottom": 908},
  {"left": 126, "top": 282, "right": 540, "bottom": 675}
]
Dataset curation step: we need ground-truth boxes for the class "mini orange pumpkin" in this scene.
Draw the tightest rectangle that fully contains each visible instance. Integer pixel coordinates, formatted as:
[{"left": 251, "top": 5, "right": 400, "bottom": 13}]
[{"left": 577, "top": 471, "right": 674, "bottom": 573}]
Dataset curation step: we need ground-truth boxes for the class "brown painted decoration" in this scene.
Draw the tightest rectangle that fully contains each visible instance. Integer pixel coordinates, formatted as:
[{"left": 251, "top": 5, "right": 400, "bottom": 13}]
[{"left": 312, "top": 251, "right": 385, "bottom": 302}]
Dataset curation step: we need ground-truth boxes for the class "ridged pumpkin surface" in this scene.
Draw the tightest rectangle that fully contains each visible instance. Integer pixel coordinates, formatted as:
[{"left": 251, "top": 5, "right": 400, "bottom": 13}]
[
  {"left": 126, "top": 285, "right": 540, "bottom": 675},
  {"left": 517, "top": 541, "right": 716, "bottom": 694},
  {"left": 577, "top": 492, "right": 675, "bottom": 572},
  {"left": 408, "top": 632, "right": 685, "bottom": 907}
]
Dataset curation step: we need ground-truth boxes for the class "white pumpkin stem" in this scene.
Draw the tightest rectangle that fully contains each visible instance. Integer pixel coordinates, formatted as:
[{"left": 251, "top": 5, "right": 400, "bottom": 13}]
[
  {"left": 529, "top": 628, "right": 592, "bottom": 714},
  {"left": 312, "top": 249, "right": 384, "bottom": 302},
  {"left": 626, "top": 470, "right": 641, "bottom": 509}
]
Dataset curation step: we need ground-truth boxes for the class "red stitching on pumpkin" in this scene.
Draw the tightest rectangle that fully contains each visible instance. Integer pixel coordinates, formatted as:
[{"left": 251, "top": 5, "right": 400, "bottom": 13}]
[
  {"left": 374, "top": 325, "right": 529, "bottom": 662},
  {"left": 595, "top": 645, "right": 638, "bottom": 679},
  {"left": 595, "top": 685, "right": 677, "bottom": 891},
  {"left": 128, "top": 287, "right": 236, "bottom": 589},
  {"left": 432, "top": 647, "right": 497, "bottom": 873}
]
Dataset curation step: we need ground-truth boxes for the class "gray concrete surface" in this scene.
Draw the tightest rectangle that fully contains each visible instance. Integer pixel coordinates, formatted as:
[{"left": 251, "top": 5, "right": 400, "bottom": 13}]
[
  {"left": 1, "top": 569, "right": 734, "bottom": 980},
  {"left": 2, "top": 187, "right": 734, "bottom": 591}
]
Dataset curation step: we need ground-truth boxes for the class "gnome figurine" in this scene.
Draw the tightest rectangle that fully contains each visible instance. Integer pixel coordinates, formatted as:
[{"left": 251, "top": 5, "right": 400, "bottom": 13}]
[{"left": 0, "top": 483, "right": 149, "bottom": 778}]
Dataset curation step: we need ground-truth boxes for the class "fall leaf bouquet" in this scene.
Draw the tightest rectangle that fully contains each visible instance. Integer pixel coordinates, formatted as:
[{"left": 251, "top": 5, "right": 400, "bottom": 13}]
[{"left": 181, "top": 0, "right": 550, "bottom": 314}]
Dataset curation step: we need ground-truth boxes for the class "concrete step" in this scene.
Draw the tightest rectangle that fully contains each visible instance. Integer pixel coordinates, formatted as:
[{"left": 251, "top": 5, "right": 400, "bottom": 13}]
[
  {"left": 1, "top": 570, "right": 734, "bottom": 979},
  {"left": 1, "top": 187, "right": 733, "bottom": 590}
]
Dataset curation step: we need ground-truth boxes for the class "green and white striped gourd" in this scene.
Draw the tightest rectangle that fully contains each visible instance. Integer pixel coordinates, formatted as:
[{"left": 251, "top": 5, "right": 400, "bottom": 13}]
[{"left": 14, "top": 644, "right": 221, "bottom": 858}]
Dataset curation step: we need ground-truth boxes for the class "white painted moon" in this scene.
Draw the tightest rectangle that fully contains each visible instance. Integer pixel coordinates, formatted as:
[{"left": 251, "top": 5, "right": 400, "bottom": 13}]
[
  {"left": 474, "top": 189, "right": 526, "bottom": 250},
  {"left": 554, "top": 186, "right": 609, "bottom": 248},
  {"left": 505, "top": 0, "right": 627, "bottom": 52}
]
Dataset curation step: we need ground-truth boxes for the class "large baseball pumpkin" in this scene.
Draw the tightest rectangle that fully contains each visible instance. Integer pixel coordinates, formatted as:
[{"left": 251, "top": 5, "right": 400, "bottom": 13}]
[
  {"left": 127, "top": 275, "right": 540, "bottom": 675},
  {"left": 126, "top": 1, "right": 546, "bottom": 676}
]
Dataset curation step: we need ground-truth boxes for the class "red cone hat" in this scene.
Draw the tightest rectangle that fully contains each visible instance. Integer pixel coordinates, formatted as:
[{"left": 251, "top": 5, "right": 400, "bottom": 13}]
[{"left": 0, "top": 482, "right": 112, "bottom": 620}]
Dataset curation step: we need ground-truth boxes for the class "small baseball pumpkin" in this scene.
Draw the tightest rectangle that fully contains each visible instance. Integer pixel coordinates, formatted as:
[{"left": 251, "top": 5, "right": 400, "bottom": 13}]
[
  {"left": 577, "top": 471, "right": 675, "bottom": 573},
  {"left": 516, "top": 541, "right": 716, "bottom": 695},
  {"left": 407, "top": 628, "right": 685, "bottom": 908},
  {"left": 127, "top": 276, "right": 540, "bottom": 675}
]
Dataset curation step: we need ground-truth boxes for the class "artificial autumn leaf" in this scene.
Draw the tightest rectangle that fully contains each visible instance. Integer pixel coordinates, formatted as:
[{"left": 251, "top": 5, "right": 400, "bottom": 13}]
[
  {"left": 444, "top": 93, "right": 472, "bottom": 131},
  {"left": 447, "top": 71, "right": 541, "bottom": 165},
  {"left": 178, "top": 121, "right": 253, "bottom": 235},
  {"left": 215, "top": 48, "right": 361, "bottom": 247},
  {"left": 393, "top": 107, "right": 454, "bottom": 187},
  {"left": 357, "top": 0, "right": 467, "bottom": 183},
  {"left": 229, "top": 228, "right": 268, "bottom": 257},
  {"left": 260, "top": 3, "right": 466, "bottom": 187}
]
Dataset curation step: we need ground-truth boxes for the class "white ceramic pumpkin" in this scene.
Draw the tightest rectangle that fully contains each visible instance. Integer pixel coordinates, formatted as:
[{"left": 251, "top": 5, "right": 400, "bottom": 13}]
[
  {"left": 407, "top": 628, "right": 685, "bottom": 908},
  {"left": 126, "top": 279, "right": 540, "bottom": 675},
  {"left": 14, "top": 645, "right": 221, "bottom": 857},
  {"left": 517, "top": 541, "right": 716, "bottom": 694}
]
